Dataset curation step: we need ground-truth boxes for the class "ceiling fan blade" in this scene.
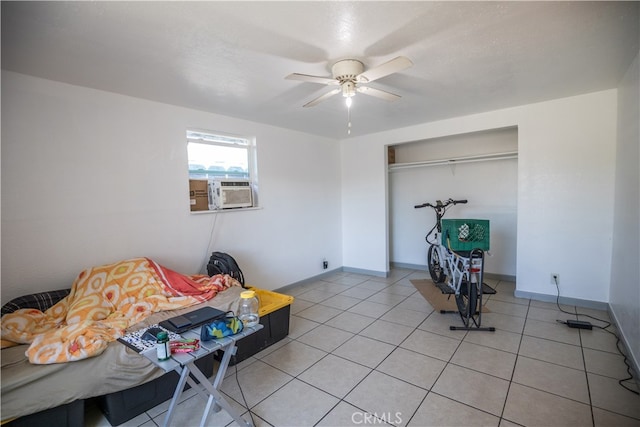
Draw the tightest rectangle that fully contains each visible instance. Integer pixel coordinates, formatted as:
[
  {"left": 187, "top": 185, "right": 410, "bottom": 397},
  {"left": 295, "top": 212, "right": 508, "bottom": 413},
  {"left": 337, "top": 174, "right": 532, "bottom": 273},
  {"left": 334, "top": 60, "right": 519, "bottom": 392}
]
[
  {"left": 285, "top": 73, "right": 338, "bottom": 85},
  {"left": 357, "top": 56, "right": 413, "bottom": 83},
  {"left": 303, "top": 88, "right": 341, "bottom": 107},
  {"left": 356, "top": 86, "right": 401, "bottom": 101}
]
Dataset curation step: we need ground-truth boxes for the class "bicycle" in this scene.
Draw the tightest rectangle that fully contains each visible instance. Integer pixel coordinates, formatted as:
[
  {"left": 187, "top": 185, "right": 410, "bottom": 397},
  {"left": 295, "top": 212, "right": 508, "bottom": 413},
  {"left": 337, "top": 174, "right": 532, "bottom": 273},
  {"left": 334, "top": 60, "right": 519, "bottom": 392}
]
[{"left": 414, "top": 198, "right": 495, "bottom": 331}]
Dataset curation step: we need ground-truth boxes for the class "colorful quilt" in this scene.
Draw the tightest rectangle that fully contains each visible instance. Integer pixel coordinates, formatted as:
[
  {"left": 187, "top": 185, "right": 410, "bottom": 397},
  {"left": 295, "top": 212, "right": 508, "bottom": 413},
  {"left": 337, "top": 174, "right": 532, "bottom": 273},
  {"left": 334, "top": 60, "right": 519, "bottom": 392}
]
[{"left": 0, "top": 258, "right": 240, "bottom": 364}]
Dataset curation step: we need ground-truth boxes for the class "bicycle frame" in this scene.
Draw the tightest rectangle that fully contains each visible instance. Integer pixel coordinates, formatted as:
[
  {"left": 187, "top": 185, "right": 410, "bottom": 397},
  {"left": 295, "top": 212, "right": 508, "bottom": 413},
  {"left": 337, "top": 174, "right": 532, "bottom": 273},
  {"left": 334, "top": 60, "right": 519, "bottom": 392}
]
[{"left": 415, "top": 199, "right": 494, "bottom": 331}]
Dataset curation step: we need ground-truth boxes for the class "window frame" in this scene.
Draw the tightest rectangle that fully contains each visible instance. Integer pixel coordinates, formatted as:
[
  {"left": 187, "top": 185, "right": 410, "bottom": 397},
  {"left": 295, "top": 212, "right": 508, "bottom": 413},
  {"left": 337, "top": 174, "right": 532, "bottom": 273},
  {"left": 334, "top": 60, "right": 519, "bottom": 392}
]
[{"left": 187, "top": 129, "right": 258, "bottom": 212}]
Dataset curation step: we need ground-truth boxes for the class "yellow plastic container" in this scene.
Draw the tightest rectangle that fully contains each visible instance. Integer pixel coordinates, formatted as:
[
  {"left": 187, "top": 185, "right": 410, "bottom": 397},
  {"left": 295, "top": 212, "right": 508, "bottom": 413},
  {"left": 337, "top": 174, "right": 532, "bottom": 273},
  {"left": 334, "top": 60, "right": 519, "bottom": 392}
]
[{"left": 248, "top": 287, "right": 294, "bottom": 316}]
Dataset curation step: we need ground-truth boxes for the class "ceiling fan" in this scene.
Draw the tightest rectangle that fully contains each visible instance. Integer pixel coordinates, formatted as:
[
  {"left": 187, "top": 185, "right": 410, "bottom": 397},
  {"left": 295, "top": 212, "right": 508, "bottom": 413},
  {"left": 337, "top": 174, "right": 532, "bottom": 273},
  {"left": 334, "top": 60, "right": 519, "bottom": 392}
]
[{"left": 285, "top": 56, "right": 413, "bottom": 108}]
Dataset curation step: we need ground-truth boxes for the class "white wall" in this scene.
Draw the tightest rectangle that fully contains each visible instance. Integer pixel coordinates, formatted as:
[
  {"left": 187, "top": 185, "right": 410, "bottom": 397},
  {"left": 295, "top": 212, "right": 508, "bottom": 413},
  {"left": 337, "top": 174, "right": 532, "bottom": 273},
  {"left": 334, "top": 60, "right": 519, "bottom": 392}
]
[
  {"left": 610, "top": 50, "right": 640, "bottom": 371},
  {"left": 1, "top": 71, "right": 343, "bottom": 303},
  {"left": 342, "top": 89, "right": 617, "bottom": 303},
  {"left": 389, "top": 128, "right": 518, "bottom": 277}
]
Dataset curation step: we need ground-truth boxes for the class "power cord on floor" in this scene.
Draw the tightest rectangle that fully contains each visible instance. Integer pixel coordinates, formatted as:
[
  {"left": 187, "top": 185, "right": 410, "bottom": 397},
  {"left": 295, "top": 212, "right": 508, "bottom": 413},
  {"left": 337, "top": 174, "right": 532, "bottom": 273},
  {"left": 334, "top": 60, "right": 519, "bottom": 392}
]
[
  {"left": 233, "top": 355, "right": 257, "bottom": 425},
  {"left": 553, "top": 277, "right": 639, "bottom": 395}
]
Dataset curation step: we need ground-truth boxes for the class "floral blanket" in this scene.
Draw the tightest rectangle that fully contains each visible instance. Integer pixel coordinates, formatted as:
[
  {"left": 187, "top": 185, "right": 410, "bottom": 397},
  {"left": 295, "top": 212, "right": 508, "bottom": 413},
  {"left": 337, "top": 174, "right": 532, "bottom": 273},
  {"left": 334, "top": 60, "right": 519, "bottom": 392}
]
[{"left": 0, "top": 258, "right": 240, "bottom": 364}]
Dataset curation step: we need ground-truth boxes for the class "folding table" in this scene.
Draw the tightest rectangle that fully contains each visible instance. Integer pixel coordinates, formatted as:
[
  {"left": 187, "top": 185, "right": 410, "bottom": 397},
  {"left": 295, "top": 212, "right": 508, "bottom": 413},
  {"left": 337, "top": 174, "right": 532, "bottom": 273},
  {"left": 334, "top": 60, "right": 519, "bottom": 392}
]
[{"left": 138, "top": 324, "right": 262, "bottom": 427}]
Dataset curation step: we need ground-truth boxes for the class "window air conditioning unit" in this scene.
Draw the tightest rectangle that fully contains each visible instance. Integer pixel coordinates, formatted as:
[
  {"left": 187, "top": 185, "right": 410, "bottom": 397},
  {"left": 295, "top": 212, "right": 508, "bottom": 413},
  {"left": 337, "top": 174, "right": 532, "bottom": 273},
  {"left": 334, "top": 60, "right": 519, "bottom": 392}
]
[{"left": 208, "top": 179, "right": 253, "bottom": 210}]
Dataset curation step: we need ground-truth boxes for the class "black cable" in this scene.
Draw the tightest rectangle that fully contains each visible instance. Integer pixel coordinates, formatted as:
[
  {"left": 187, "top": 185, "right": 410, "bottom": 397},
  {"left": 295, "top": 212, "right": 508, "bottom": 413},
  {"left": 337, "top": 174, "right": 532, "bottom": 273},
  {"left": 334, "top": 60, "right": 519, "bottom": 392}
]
[
  {"left": 553, "top": 277, "right": 638, "bottom": 395},
  {"left": 233, "top": 355, "right": 257, "bottom": 425}
]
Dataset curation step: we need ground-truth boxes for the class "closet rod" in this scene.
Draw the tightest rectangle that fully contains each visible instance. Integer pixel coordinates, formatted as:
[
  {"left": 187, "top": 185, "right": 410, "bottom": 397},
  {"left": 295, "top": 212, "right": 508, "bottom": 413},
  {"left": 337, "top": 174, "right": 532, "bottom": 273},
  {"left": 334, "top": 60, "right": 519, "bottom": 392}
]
[{"left": 388, "top": 151, "right": 518, "bottom": 171}]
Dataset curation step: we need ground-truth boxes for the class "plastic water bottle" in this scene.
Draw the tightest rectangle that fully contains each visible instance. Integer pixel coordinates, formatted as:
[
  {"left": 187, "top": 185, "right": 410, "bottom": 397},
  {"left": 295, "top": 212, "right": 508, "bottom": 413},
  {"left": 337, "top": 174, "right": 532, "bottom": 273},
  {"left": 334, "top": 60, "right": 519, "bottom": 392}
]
[
  {"left": 156, "top": 331, "right": 170, "bottom": 361},
  {"left": 238, "top": 290, "right": 259, "bottom": 327}
]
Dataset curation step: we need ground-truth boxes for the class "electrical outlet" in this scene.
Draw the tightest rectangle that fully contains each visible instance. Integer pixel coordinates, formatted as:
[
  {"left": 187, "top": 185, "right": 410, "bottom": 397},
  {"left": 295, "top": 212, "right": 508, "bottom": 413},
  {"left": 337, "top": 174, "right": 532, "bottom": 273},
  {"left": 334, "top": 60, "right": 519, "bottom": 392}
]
[
  {"left": 550, "top": 273, "right": 559, "bottom": 285},
  {"left": 323, "top": 259, "right": 328, "bottom": 270}
]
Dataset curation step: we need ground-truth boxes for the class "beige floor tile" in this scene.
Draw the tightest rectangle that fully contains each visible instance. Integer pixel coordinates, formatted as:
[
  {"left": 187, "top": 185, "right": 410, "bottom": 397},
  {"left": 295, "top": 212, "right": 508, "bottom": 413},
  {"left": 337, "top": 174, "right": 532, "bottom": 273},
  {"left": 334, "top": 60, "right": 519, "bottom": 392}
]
[
  {"left": 487, "top": 289, "right": 529, "bottom": 306},
  {"left": 583, "top": 347, "right": 630, "bottom": 379},
  {"left": 523, "top": 317, "right": 581, "bottom": 345},
  {"left": 527, "top": 306, "right": 577, "bottom": 323},
  {"left": 348, "top": 300, "right": 393, "bottom": 318},
  {"left": 316, "top": 401, "right": 364, "bottom": 427},
  {"left": 503, "top": 383, "right": 592, "bottom": 427},
  {"left": 365, "top": 291, "right": 408, "bottom": 306},
  {"left": 463, "top": 327, "right": 521, "bottom": 354},
  {"left": 286, "top": 282, "right": 321, "bottom": 297},
  {"left": 518, "top": 335, "right": 584, "bottom": 369},
  {"left": 477, "top": 312, "right": 526, "bottom": 334},
  {"left": 354, "top": 280, "right": 391, "bottom": 292},
  {"left": 484, "top": 300, "right": 529, "bottom": 318},
  {"left": 576, "top": 307, "right": 611, "bottom": 323},
  {"left": 296, "top": 288, "right": 335, "bottom": 303},
  {"left": 450, "top": 341, "right": 517, "bottom": 380},
  {"left": 298, "top": 354, "right": 371, "bottom": 398},
  {"left": 511, "top": 356, "right": 590, "bottom": 404},
  {"left": 359, "top": 319, "right": 415, "bottom": 345},
  {"left": 400, "top": 329, "right": 461, "bottom": 362},
  {"left": 529, "top": 299, "right": 576, "bottom": 313},
  {"left": 287, "top": 315, "right": 320, "bottom": 339},
  {"left": 395, "top": 294, "right": 435, "bottom": 312},
  {"left": 588, "top": 372, "right": 640, "bottom": 420},
  {"left": 580, "top": 328, "right": 620, "bottom": 354},
  {"left": 315, "top": 281, "right": 354, "bottom": 294},
  {"left": 249, "top": 337, "right": 291, "bottom": 360},
  {"left": 345, "top": 370, "right": 427, "bottom": 427},
  {"left": 260, "top": 340, "right": 326, "bottom": 376},
  {"left": 251, "top": 378, "right": 339, "bottom": 426},
  {"left": 408, "top": 392, "right": 500, "bottom": 426},
  {"left": 498, "top": 419, "right": 522, "bottom": 427},
  {"left": 296, "top": 324, "right": 354, "bottom": 352},
  {"left": 324, "top": 310, "right": 376, "bottom": 334},
  {"left": 432, "top": 364, "right": 509, "bottom": 416},
  {"left": 332, "top": 334, "right": 396, "bottom": 368},
  {"left": 290, "top": 298, "right": 315, "bottom": 314},
  {"left": 417, "top": 312, "right": 470, "bottom": 340},
  {"left": 318, "top": 294, "right": 361, "bottom": 310},
  {"left": 381, "top": 305, "right": 431, "bottom": 327},
  {"left": 377, "top": 347, "right": 446, "bottom": 390},
  {"left": 328, "top": 275, "right": 369, "bottom": 286},
  {"left": 296, "top": 304, "right": 344, "bottom": 324},
  {"left": 220, "top": 360, "right": 292, "bottom": 408},
  {"left": 340, "top": 286, "right": 380, "bottom": 299},
  {"left": 154, "top": 391, "right": 247, "bottom": 427},
  {"left": 592, "top": 407, "right": 640, "bottom": 427},
  {"left": 380, "top": 283, "right": 419, "bottom": 296}
]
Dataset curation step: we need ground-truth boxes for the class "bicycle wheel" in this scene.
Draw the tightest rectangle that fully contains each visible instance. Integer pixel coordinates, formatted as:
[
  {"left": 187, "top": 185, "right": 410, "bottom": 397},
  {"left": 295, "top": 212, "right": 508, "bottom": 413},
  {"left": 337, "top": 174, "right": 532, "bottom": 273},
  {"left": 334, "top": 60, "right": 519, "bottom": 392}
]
[
  {"left": 427, "top": 245, "right": 446, "bottom": 283},
  {"left": 455, "top": 281, "right": 479, "bottom": 320}
]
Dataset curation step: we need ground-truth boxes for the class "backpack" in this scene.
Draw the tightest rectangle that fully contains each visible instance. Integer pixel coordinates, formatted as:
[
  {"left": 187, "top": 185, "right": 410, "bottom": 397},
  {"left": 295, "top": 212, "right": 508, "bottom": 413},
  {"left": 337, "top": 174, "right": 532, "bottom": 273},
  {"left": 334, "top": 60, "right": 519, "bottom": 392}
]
[{"left": 206, "top": 252, "right": 245, "bottom": 286}]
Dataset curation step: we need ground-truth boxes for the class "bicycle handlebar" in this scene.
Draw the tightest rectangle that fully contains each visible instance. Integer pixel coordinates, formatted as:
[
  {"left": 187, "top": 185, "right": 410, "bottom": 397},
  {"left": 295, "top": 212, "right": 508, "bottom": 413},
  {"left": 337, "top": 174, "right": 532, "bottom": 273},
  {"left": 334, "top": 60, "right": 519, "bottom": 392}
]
[{"left": 414, "top": 198, "right": 467, "bottom": 209}]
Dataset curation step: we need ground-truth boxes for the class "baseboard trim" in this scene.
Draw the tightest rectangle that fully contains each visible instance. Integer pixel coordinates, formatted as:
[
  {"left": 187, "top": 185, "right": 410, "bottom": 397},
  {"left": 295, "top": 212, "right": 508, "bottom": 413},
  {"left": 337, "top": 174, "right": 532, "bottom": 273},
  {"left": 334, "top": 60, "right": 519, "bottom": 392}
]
[
  {"left": 341, "top": 266, "right": 387, "bottom": 277},
  {"left": 390, "top": 262, "right": 515, "bottom": 282},
  {"left": 275, "top": 266, "right": 389, "bottom": 294},
  {"left": 274, "top": 268, "right": 343, "bottom": 294},
  {"left": 608, "top": 307, "right": 640, "bottom": 390},
  {"left": 513, "top": 289, "right": 609, "bottom": 311}
]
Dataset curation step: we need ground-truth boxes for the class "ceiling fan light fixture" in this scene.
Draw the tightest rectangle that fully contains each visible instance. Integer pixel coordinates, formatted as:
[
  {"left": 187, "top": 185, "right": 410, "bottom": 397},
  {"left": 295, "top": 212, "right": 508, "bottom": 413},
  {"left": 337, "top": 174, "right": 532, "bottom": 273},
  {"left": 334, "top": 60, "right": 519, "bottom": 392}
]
[{"left": 342, "top": 81, "right": 356, "bottom": 98}]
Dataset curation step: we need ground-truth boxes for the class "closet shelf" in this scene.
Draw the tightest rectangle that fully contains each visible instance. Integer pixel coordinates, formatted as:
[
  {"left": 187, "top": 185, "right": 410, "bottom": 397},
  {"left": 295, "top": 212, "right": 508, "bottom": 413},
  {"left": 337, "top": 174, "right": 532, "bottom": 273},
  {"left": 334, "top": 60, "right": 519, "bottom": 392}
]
[{"left": 388, "top": 151, "right": 518, "bottom": 171}]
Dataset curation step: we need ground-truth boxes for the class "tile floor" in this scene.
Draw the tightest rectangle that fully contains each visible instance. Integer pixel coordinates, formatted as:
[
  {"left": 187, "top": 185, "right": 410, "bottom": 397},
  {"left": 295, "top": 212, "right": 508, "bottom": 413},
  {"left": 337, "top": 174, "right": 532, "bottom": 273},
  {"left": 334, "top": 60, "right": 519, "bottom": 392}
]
[{"left": 87, "top": 269, "right": 640, "bottom": 427}]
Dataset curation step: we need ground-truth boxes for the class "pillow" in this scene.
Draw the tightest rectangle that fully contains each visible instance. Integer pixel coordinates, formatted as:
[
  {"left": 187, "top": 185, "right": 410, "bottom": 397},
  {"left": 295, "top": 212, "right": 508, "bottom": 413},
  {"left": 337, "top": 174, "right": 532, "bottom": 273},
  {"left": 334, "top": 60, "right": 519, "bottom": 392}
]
[{"left": 1, "top": 289, "right": 70, "bottom": 316}]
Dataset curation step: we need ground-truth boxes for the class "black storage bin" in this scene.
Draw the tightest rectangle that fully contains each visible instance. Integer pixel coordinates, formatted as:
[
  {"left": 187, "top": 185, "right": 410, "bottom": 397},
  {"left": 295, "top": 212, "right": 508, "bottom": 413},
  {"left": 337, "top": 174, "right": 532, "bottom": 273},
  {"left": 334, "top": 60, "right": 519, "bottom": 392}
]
[
  {"left": 6, "top": 399, "right": 84, "bottom": 427},
  {"left": 97, "top": 354, "right": 214, "bottom": 425},
  {"left": 229, "top": 288, "right": 292, "bottom": 365}
]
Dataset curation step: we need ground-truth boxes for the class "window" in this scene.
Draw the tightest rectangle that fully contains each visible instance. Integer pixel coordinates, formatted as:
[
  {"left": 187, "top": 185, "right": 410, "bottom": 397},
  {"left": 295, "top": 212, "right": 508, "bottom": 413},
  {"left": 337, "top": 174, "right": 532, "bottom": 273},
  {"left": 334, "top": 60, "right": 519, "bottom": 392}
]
[{"left": 187, "top": 130, "right": 257, "bottom": 211}]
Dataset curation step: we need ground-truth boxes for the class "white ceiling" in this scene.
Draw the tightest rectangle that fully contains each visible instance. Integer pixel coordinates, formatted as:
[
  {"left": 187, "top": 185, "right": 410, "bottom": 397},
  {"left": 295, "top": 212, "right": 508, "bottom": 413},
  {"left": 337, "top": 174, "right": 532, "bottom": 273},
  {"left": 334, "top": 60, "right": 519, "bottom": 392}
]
[{"left": 2, "top": 1, "right": 638, "bottom": 139}]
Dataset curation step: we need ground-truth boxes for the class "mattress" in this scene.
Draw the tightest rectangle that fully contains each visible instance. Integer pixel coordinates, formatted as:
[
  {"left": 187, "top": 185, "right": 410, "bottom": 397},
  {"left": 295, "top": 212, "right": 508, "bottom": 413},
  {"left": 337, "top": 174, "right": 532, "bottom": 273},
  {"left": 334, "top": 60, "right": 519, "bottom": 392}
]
[{"left": 0, "top": 285, "right": 244, "bottom": 422}]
